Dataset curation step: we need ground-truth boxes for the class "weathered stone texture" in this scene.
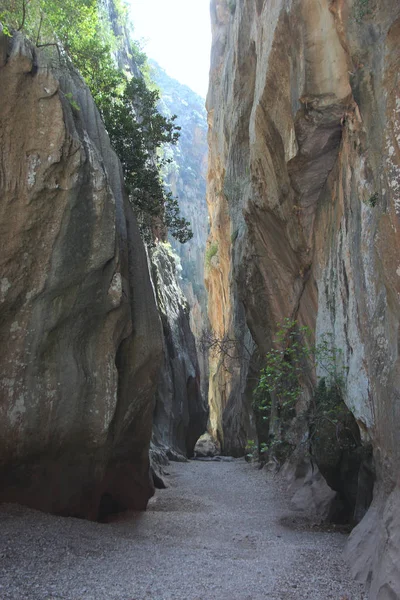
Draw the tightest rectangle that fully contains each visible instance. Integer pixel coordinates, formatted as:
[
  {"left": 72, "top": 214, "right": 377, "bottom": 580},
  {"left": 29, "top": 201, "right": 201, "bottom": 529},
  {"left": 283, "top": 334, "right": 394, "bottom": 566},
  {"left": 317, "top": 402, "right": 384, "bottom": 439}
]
[
  {"left": 194, "top": 432, "right": 220, "bottom": 458},
  {"left": 207, "top": 0, "right": 400, "bottom": 593},
  {"left": 0, "top": 33, "right": 163, "bottom": 518},
  {"left": 151, "top": 243, "right": 209, "bottom": 459},
  {"left": 152, "top": 62, "right": 210, "bottom": 403}
]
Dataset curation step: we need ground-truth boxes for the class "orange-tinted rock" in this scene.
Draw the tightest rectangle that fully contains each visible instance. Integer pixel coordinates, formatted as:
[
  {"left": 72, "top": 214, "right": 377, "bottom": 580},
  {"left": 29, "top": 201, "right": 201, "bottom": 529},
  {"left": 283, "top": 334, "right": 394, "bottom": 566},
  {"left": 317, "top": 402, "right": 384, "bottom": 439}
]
[{"left": 207, "top": 0, "right": 400, "bottom": 593}]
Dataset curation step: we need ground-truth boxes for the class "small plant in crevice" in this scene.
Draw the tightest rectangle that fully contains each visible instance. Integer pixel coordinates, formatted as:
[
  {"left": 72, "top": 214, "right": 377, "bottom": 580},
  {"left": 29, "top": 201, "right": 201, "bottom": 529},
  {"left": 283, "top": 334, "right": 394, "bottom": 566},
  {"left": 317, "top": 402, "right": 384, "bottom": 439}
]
[
  {"left": 364, "top": 191, "right": 378, "bottom": 208},
  {"left": 205, "top": 241, "right": 218, "bottom": 269},
  {"left": 353, "top": 0, "right": 373, "bottom": 23},
  {"left": 227, "top": 0, "right": 236, "bottom": 15},
  {"left": 255, "top": 319, "right": 311, "bottom": 415},
  {"left": 245, "top": 439, "right": 275, "bottom": 464},
  {"left": 64, "top": 92, "right": 80, "bottom": 112},
  {"left": 253, "top": 319, "right": 312, "bottom": 464},
  {"left": 252, "top": 323, "right": 368, "bottom": 523},
  {"left": 245, "top": 439, "right": 257, "bottom": 461},
  {"left": 0, "top": 15, "right": 11, "bottom": 36}
]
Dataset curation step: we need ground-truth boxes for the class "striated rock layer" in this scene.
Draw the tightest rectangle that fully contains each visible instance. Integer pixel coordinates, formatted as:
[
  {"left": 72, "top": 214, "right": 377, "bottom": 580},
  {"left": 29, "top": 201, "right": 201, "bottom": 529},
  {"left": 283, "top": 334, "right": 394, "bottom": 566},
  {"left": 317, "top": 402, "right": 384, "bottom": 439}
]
[
  {"left": 147, "top": 65, "right": 210, "bottom": 463},
  {"left": 207, "top": 0, "right": 400, "bottom": 595},
  {"left": 151, "top": 242, "right": 208, "bottom": 459},
  {"left": 0, "top": 32, "right": 164, "bottom": 519},
  {"left": 153, "top": 62, "right": 210, "bottom": 403}
]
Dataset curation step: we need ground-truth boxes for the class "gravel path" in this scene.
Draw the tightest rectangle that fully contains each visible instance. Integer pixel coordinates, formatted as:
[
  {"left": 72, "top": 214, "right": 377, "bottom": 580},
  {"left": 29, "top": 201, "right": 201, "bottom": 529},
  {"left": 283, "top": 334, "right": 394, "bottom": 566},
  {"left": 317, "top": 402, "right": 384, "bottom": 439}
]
[{"left": 0, "top": 459, "right": 366, "bottom": 600}]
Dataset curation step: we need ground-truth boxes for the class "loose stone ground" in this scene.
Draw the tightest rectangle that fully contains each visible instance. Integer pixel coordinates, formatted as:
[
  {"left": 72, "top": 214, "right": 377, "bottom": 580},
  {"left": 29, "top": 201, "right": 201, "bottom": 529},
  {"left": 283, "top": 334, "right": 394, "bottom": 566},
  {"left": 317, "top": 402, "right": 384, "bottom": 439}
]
[{"left": 0, "top": 459, "right": 366, "bottom": 600}]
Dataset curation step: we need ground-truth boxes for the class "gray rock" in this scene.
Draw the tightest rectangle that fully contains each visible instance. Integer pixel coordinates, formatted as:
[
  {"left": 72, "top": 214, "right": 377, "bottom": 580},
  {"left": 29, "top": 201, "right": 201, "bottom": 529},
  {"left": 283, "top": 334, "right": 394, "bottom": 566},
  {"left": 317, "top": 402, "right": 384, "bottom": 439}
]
[
  {"left": 194, "top": 432, "right": 220, "bottom": 457},
  {"left": 193, "top": 455, "right": 236, "bottom": 462},
  {"left": 152, "top": 243, "right": 209, "bottom": 459},
  {"left": 285, "top": 460, "right": 337, "bottom": 523},
  {"left": 345, "top": 486, "right": 400, "bottom": 600},
  {"left": 0, "top": 33, "right": 163, "bottom": 518}
]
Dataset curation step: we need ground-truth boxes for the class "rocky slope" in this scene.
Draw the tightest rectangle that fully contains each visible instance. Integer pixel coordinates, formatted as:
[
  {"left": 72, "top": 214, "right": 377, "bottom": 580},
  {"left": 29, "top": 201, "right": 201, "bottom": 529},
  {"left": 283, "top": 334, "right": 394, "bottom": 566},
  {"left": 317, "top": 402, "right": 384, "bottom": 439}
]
[{"left": 207, "top": 0, "right": 400, "bottom": 596}]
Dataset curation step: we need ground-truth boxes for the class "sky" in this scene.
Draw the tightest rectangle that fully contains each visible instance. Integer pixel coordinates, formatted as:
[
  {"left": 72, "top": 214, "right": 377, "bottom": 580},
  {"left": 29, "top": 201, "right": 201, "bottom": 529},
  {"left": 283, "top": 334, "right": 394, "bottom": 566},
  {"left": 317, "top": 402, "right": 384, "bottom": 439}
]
[{"left": 128, "top": 0, "right": 212, "bottom": 99}]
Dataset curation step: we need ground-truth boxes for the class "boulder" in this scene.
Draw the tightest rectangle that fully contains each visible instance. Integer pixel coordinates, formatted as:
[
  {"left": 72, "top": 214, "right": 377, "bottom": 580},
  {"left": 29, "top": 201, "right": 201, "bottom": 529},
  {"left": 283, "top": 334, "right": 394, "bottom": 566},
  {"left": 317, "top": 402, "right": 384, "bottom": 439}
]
[
  {"left": 345, "top": 486, "right": 400, "bottom": 600},
  {"left": 194, "top": 432, "right": 220, "bottom": 457},
  {"left": 285, "top": 460, "right": 337, "bottom": 523}
]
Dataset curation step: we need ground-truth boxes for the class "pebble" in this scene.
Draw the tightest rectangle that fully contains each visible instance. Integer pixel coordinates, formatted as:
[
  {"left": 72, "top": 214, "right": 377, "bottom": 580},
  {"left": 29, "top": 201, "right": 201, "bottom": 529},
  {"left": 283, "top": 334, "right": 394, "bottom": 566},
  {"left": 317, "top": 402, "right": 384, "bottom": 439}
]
[{"left": 0, "top": 460, "right": 367, "bottom": 600}]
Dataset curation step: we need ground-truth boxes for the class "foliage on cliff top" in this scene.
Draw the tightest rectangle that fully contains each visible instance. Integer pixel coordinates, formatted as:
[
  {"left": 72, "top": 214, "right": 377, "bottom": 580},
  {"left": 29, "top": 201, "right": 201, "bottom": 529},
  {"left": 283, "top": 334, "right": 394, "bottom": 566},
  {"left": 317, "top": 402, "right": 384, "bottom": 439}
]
[
  {"left": 102, "top": 76, "right": 192, "bottom": 244},
  {"left": 0, "top": 0, "right": 192, "bottom": 244}
]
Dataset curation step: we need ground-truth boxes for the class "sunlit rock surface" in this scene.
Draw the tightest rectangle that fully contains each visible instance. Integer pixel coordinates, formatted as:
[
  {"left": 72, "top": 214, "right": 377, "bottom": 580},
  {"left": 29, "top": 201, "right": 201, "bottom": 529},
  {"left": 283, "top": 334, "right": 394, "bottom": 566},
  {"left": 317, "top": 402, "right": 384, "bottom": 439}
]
[
  {"left": 207, "top": 0, "right": 400, "bottom": 594},
  {"left": 0, "top": 32, "right": 163, "bottom": 519}
]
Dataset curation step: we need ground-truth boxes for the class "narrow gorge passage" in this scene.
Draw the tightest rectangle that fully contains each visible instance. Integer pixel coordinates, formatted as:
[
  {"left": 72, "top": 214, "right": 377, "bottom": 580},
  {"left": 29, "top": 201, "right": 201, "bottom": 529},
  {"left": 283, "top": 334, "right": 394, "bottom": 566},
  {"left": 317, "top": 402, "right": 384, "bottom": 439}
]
[{"left": 0, "top": 460, "right": 365, "bottom": 600}]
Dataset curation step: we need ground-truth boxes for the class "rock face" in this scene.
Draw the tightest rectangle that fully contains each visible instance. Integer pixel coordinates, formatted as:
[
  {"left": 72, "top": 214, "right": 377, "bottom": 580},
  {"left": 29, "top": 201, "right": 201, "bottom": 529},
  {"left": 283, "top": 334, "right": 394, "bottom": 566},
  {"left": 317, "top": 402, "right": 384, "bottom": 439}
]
[
  {"left": 207, "top": 0, "right": 400, "bottom": 594},
  {"left": 152, "top": 62, "right": 210, "bottom": 403},
  {"left": 0, "top": 32, "right": 163, "bottom": 519},
  {"left": 138, "top": 65, "right": 210, "bottom": 462},
  {"left": 151, "top": 242, "right": 208, "bottom": 459},
  {"left": 284, "top": 460, "right": 338, "bottom": 523}
]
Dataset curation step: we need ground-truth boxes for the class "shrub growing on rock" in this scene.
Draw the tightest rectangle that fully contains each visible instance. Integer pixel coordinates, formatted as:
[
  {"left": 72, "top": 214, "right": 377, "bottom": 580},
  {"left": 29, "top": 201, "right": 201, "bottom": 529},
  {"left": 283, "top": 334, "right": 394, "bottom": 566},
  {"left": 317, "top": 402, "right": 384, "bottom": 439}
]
[{"left": 253, "top": 320, "right": 371, "bottom": 523}]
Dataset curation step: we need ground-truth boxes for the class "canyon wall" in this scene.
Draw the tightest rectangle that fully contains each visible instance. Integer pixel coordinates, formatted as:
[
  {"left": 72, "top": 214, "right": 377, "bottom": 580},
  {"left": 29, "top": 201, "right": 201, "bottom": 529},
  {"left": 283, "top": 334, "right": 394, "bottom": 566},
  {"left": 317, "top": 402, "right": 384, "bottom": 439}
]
[
  {"left": 153, "top": 62, "right": 210, "bottom": 403},
  {"left": 0, "top": 31, "right": 163, "bottom": 518},
  {"left": 107, "top": 13, "right": 209, "bottom": 466},
  {"left": 0, "top": 25, "right": 207, "bottom": 519},
  {"left": 152, "top": 242, "right": 208, "bottom": 459},
  {"left": 207, "top": 0, "right": 400, "bottom": 595}
]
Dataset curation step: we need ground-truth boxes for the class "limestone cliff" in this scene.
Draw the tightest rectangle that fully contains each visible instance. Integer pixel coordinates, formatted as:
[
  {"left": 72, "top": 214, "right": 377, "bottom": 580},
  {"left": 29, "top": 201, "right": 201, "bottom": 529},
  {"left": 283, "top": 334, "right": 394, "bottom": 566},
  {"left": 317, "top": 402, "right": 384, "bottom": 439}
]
[
  {"left": 152, "top": 62, "right": 210, "bottom": 403},
  {"left": 207, "top": 0, "right": 400, "bottom": 595},
  {"left": 151, "top": 242, "right": 208, "bottom": 459},
  {"left": 104, "top": 12, "right": 209, "bottom": 465},
  {"left": 0, "top": 31, "right": 164, "bottom": 518},
  {"left": 0, "top": 14, "right": 209, "bottom": 519}
]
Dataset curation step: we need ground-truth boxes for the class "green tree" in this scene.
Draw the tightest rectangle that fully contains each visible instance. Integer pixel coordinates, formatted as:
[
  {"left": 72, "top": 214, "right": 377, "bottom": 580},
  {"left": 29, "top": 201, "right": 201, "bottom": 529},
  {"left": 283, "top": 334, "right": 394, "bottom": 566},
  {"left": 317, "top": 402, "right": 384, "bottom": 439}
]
[
  {"left": 101, "top": 76, "right": 192, "bottom": 244},
  {"left": 0, "top": 0, "right": 192, "bottom": 244}
]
